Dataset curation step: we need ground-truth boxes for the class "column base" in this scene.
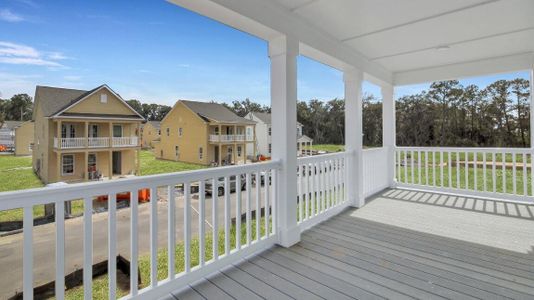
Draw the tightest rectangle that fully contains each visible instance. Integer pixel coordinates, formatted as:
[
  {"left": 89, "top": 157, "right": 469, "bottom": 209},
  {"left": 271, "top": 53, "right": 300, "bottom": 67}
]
[
  {"left": 349, "top": 196, "right": 365, "bottom": 208},
  {"left": 277, "top": 225, "right": 301, "bottom": 248}
]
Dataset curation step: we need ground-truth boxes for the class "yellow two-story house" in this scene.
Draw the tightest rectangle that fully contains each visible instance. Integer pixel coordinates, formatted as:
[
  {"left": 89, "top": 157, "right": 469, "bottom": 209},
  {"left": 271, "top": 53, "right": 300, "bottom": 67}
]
[
  {"left": 155, "top": 100, "right": 256, "bottom": 166},
  {"left": 32, "top": 85, "right": 145, "bottom": 184}
]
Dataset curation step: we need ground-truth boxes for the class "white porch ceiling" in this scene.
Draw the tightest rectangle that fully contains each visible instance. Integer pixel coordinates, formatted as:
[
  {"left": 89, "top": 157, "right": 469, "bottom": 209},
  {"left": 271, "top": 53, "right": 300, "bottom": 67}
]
[
  {"left": 169, "top": 0, "right": 533, "bottom": 85},
  {"left": 275, "top": 0, "right": 534, "bottom": 75}
]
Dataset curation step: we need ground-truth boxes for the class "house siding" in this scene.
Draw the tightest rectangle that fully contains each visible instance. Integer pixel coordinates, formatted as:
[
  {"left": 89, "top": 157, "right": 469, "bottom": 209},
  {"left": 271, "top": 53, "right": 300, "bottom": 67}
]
[
  {"left": 14, "top": 121, "right": 34, "bottom": 156},
  {"left": 156, "top": 101, "right": 209, "bottom": 165}
]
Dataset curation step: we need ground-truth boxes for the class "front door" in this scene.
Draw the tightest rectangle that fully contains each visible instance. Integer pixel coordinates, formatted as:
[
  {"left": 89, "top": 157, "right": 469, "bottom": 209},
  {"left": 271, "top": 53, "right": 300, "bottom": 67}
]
[
  {"left": 214, "top": 146, "right": 219, "bottom": 164},
  {"left": 61, "top": 124, "right": 76, "bottom": 138},
  {"left": 112, "top": 151, "right": 121, "bottom": 174}
]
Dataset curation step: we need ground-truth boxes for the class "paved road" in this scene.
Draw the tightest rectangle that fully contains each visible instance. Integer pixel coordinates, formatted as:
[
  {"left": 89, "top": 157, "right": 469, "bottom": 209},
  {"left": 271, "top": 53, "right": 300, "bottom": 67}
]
[{"left": 0, "top": 186, "right": 267, "bottom": 298}]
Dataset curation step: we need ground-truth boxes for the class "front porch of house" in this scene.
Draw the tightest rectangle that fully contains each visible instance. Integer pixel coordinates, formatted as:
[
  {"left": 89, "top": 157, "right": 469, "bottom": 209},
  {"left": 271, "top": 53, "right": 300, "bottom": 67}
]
[
  {"left": 168, "top": 188, "right": 534, "bottom": 300},
  {"left": 0, "top": 1, "right": 533, "bottom": 299}
]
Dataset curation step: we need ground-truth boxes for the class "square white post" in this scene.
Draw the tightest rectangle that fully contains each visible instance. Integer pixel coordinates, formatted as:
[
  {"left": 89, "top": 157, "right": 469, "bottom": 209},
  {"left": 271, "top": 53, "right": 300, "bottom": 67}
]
[
  {"left": 530, "top": 63, "right": 534, "bottom": 149},
  {"left": 270, "top": 35, "right": 300, "bottom": 247},
  {"left": 381, "top": 83, "right": 396, "bottom": 187},
  {"left": 344, "top": 67, "right": 364, "bottom": 207}
]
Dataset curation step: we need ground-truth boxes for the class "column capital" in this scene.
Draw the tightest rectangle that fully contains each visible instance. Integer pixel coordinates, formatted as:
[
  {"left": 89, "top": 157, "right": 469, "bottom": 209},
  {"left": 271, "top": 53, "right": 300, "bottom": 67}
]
[
  {"left": 343, "top": 67, "right": 363, "bottom": 84},
  {"left": 268, "top": 35, "right": 299, "bottom": 59}
]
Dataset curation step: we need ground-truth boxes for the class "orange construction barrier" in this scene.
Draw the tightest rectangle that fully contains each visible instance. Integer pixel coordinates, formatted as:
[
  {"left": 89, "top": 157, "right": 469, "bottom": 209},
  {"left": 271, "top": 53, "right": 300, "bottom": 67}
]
[{"left": 96, "top": 188, "right": 151, "bottom": 203}]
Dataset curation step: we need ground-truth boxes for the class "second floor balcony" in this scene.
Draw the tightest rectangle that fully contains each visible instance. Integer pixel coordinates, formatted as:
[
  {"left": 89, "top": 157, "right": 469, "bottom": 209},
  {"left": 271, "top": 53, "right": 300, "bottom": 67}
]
[
  {"left": 209, "top": 134, "right": 254, "bottom": 143},
  {"left": 53, "top": 136, "right": 139, "bottom": 149}
]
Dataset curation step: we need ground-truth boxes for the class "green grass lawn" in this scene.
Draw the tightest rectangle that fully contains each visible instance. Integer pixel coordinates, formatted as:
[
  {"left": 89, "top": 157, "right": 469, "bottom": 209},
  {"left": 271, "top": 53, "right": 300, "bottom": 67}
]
[
  {"left": 0, "top": 151, "right": 205, "bottom": 222},
  {"left": 139, "top": 150, "right": 206, "bottom": 175},
  {"left": 0, "top": 155, "right": 45, "bottom": 222},
  {"left": 63, "top": 217, "right": 269, "bottom": 299},
  {"left": 397, "top": 151, "right": 534, "bottom": 195},
  {"left": 305, "top": 144, "right": 345, "bottom": 153}
]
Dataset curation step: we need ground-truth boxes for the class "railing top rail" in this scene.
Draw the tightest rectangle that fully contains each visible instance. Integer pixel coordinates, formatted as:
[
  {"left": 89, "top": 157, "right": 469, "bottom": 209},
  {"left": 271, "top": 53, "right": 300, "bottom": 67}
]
[
  {"left": 363, "top": 147, "right": 387, "bottom": 153},
  {"left": 395, "top": 146, "right": 533, "bottom": 153},
  {"left": 0, "top": 160, "right": 282, "bottom": 210},
  {"left": 297, "top": 151, "right": 349, "bottom": 164}
]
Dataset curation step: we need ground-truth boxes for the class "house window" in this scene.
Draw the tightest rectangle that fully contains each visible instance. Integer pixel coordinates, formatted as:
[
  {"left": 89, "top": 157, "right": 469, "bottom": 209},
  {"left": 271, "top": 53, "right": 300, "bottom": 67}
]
[
  {"left": 166, "top": 128, "right": 170, "bottom": 136},
  {"left": 179, "top": 127, "right": 183, "bottom": 137},
  {"left": 199, "top": 147, "right": 203, "bottom": 160},
  {"left": 214, "top": 127, "right": 219, "bottom": 135},
  {"left": 62, "top": 154, "right": 74, "bottom": 176},
  {"left": 100, "top": 94, "right": 107, "bottom": 103},
  {"left": 237, "top": 146, "right": 242, "bottom": 156},
  {"left": 268, "top": 143, "right": 272, "bottom": 154},
  {"left": 247, "top": 128, "right": 251, "bottom": 136},
  {"left": 268, "top": 127, "right": 271, "bottom": 136},
  {"left": 175, "top": 145, "right": 180, "bottom": 158}
]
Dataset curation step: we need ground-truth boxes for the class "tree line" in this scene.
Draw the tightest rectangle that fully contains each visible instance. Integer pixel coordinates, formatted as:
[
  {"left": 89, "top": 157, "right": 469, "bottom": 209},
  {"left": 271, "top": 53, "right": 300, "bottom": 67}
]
[
  {"left": 0, "top": 94, "right": 33, "bottom": 125},
  {"left": 1, "top": 77, "right": 530, "bottom": 148},
  {"left": 223, "top": 78, "right": 531, "bottom": 148}
]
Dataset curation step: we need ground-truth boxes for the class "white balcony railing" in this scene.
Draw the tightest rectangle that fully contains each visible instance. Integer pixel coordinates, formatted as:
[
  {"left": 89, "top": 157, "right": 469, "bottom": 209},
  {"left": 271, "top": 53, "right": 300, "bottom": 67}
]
[
  {"left": 0, "top": 160, "right": 280, "bottom": 299},
  {"left": 209, "top": 134, "right": 254, "bottom": 142},
  {"left": 395, "top": 147, "right": 534, "bottom": 203},
  {"left": 112, "top": 136, "right": 138, "bottom": 147},
  {"left": 296, "top": 152, "right": 348, "bottom": 231},
  {"left": 88, "top": 137, "right": 109, "bottom": 147},
  {"left": 54, "top": 137, "right": 138, "bottom": 149},
  {"left": 363, "top": 147, "right": 390, "bottom": 197}
]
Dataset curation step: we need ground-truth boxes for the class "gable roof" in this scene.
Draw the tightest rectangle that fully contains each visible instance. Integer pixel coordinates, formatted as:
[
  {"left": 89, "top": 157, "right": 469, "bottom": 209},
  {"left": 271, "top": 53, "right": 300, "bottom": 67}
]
[
  {"left": 179, "top": 100, "right": 255, "bottom": 125},
  {"left": 248, "top": 112, "right": 302, "bottom": 126},
  {"left": 33, "top": 84, "right": 144, "bottom": 120},
  {"left": 0, "top": 121, "right": 24, "bottom": 129}
]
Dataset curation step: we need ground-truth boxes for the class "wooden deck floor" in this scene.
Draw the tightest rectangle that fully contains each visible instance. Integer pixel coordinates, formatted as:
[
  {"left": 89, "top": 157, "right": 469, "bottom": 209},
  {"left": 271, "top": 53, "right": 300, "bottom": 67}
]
[{"left": 167, "top": 189, "right": 534, "bottom": 300}]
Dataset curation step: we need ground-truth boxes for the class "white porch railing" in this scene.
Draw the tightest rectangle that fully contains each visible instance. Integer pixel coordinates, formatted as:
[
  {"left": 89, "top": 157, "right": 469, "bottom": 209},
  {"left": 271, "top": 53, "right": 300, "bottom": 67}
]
[
  {"left": 0, "top": 161, "right": 280, "bottom": 299},
  {"left": 209, "top": 134, "right": 254, "bottom": 142},
  {"left": 55, "top": 137, "right": 86, "bottom": 149},
  {"left": 363, "top": 147, "right": 390, "bottom": 197},
  {"left": 54, "top": 137, "right": 138, "bottom": 149},
  {"left": 395, "top": 147, "right": 534, "bottom": 203},
  {"left": 112, "top": 136, "right": 139, "bottom": 147},
  {"left": 88, "top": 137, "right": 109, "bottom": 147},
  {"left": 296, "top": 152, "right": 348, "bottom": 231}
]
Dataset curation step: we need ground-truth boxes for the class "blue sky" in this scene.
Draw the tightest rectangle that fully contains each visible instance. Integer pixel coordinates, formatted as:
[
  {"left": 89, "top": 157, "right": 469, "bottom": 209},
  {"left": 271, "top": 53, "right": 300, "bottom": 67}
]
[{"left": 0, "top": 0, "right": 529, "bottom": 106}]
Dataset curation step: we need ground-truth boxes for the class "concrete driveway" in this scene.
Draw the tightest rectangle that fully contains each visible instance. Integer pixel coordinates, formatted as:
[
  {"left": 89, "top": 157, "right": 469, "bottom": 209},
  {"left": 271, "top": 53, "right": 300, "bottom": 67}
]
[{"left": 0, "top": 186, "right": 267, "bottom": 298}]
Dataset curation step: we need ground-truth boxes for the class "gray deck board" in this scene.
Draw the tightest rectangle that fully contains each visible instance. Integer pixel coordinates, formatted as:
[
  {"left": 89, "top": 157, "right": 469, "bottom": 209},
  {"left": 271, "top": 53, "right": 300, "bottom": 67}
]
[{"left": 170, "top": 189, "right": 534, "bottom": 300}]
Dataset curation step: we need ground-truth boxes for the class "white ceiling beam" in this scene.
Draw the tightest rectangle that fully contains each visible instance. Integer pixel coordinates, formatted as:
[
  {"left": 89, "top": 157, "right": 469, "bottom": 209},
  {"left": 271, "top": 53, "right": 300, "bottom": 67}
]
[
  {"left": 167, "top": 0, "right": 393, "bottom": 84},
  {"left": 394, "top": 52, "right": 534, "bottom": 86}
]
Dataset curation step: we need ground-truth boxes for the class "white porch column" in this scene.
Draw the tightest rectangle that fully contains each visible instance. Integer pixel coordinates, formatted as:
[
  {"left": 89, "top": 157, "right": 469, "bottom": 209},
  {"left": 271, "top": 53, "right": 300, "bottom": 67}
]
[
  {"left": 344, "top": 67, "right": 364, "bottom": 207},
  {"left": 270, "top": 35, "right": 300, "bottom": 247},
  {"left": 530, "top": 64, "right": 534, "bottom": 149},
  {"left": 381, "top": 83, "right": 396, "bottom": 187}
]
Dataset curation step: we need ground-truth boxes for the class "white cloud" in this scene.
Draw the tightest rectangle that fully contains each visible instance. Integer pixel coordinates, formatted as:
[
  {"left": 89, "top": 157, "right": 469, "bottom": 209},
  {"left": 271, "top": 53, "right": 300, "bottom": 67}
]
[
  {"left": 47, "top": 52, "right": 71, "bottom": 60},
  {"left": 0, "top": 41, "right": 66, "bottom": 67},
  {"left": 0, "top": 8, "right": 24, "bottom": 22},
  {"left": 0, "top": 72, "right": 40, "bottom": 98},
  {"left": 63, "top": 75, "right": 81, "bottom": 81}
]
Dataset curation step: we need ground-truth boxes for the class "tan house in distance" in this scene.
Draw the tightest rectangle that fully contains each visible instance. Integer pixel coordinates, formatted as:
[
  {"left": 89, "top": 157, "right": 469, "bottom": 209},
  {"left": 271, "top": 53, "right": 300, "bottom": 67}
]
[
  {"left": 154, "top": 100, "right": 256, "bottom": 166},
  {"left": 140, "top": 121, "right": 161, "bottom": 148},
  {"left": 32, "top": 85, "right": 145, "bottom": 184},
  {"left": 0, "top": 120, "right": 34, "bottom": 155},
  {"left": 14, "top": 121, "right": 35, "bottom": 156}
]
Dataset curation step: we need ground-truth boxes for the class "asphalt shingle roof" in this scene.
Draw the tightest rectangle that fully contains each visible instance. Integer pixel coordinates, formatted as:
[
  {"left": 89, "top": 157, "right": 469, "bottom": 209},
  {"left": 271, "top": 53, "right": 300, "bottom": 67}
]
[{"left": 180, "top": 100, "right": 256, "bottom": 125}]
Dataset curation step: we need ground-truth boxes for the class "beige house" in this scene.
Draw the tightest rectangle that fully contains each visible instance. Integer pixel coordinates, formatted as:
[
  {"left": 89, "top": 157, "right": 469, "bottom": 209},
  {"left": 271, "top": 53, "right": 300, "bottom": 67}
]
[
  {"left": 14, "top": 121, "right": 34, "bottom": 156},
  {"left": 0, "top": 120, "right": 34, "bottom": 155},
  {"left": 32, "top": 85, "right": 145, "bottom": 184},
  {"left": 140, "top": 121, "right": 161, "bottom": 148},
  {"left": 154, "top": 100, "right": 256, "bottom": 166}
]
